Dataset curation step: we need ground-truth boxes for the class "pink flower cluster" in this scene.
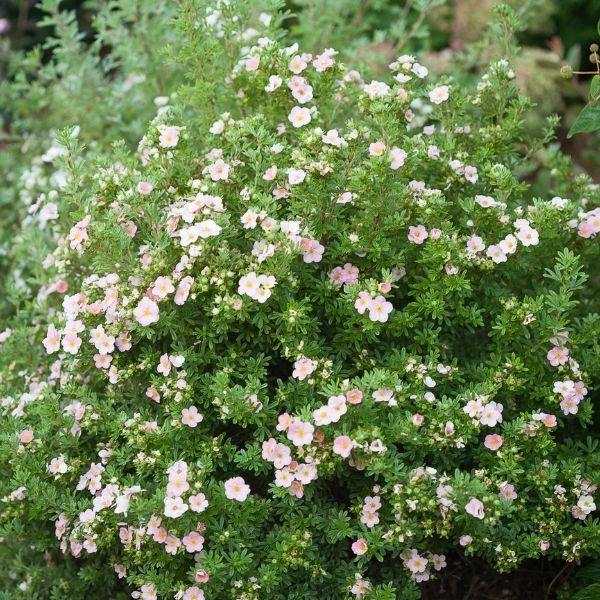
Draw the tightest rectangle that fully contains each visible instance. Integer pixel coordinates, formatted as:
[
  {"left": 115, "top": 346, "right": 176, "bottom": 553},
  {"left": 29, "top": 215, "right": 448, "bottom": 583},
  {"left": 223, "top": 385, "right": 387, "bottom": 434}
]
[{"left": 354, "top": 292, "right": 393, "bottom": 322}]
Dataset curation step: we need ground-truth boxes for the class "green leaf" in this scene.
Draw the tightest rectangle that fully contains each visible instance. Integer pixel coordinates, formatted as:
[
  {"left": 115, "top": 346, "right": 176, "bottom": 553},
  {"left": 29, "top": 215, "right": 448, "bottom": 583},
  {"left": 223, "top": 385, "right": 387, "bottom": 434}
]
[
  {"left": 567, "top": 102, "right": 600, "bottom": 137},
  {"left": 572, "top": 583, "right": 600, "bottom": 600},
  {"left": 590, "top": 76, "right": 600, "bottom": 103},
  {"left": 598, "top": 17, "right": 600, "bottom": 37}
]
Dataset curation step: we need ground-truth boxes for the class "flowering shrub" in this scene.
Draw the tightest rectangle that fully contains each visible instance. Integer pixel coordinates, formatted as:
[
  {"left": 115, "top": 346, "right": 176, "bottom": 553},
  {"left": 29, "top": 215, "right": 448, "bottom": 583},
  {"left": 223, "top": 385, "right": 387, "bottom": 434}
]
[{"left": 1, "top": 2, "right": 600, "bottom": 599}]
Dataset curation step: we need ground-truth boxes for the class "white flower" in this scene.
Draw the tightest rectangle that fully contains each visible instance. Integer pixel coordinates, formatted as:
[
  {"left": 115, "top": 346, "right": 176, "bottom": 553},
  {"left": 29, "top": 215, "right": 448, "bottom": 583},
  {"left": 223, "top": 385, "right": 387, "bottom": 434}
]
[
  {"left": 288, "top": 106, "right": 311, "bottom": 128},
  {"left": 429, "top": 85, "right": 449, "bottom": 105}
]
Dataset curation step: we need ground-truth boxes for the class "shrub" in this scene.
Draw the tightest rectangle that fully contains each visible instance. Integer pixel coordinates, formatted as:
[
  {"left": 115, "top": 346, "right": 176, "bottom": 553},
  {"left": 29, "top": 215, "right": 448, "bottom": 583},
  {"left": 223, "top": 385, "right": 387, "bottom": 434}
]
[{"left": 1, "top": 1, "right": 600, "bottom": 599}]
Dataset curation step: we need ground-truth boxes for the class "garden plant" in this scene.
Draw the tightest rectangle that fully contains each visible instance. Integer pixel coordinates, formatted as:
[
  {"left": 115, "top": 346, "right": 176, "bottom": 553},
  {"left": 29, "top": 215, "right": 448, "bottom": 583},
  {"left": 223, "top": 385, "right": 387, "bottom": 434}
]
[{"left": 1, "top": 1, "right": 600, "bottom": 599}]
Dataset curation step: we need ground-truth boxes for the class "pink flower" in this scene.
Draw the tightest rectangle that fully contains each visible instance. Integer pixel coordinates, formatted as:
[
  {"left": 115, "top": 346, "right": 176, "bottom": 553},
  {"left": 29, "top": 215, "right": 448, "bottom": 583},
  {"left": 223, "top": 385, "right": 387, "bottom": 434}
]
[
  {"left": 412, "top": 414, "right": 424, "bottom": 426},
  {"left": 152, "top": 276, "right": 174, "bottom": 299},
  {"left": 367, "top": 295, "right": 393, "bottom": 323},
  {"left": 547, "top": 346, "right": 569, "bottom": 366},
  {"left": 475, "top": 195, "right": 496, "bottom": 208},
  {"left": 292, "top": 357, "right": 317, "bottom": 380},
  {"left": 133, "top": 297, "right": 159, "bottom": 326},
  {"left": 181, "top": 406, "right": 203, "bottom": 427},
  {"left": 368, "top": 141, "right": 386, "bottom": 157},
  {"left": 515, "top": 226, "right": 539, "bottom": 246},
  {"left": 245, "top": 56, "right": 260, "bottom": 71},
  {"left": 208, "top": 159, "right": 230, "bottom": 181},
  {"left": 164, "top": 496, "right": 188, "bottom": 518},
  {"left": 195, "top": 571, "right": 209, "bottom": 584},
  {"left": 159, "top": 126, "right": 180, "bottom": 148},
  {"left": 182, "top": 531, "right": 205, "bottom": 553},
  {"left": 224, "top": 477, "right": 251, "bottom": 501},
  {"left": 183, "top": 587, "right": 205, "bottom": 600},
  {"left": 354, "top": 291, "right": 372, "bottom": 315},
  {"left": 408, "top": 225, "right": 428, "bottom": 244},
  {"left": 189, "top": 493, "right": 209, "bottom": 513},
  {"left": 429, "top": 85, "right": 449, "bottom": 104},
  {"left": 47, "top": 455, "right": 68, "bottom": 475},
  {"left": 61, "top": 333, "right": 82, "bottom": 355},
  {"left": 43, "top": 324, "right": 61, "bottom": 354},
  {"left": 333, "top": 436, "right": 354, "bottom": 458},
  {"left": 288, "top": 106, "right": 311, "bottom": 128},
  {"left": 19, "top": 430, "right": 34, "bottom": 444},
  {"left": 406, "top": 553, "right": 428, "bottom": 574},
  {"left": 487, "top": 244, "right": 507, "bottom": 264},
  {"left": 484, "top": 434, "right": 503, "bottom": 451},
  {"left": 346, "top": 389, "right": 363, "bottom": 405},
  {"left": 351, "top": 538, "right": 368, "bottom": 556},
  {"left": 301, "top": 238, "right": 324, "bottom": 263},
  {"left": 288, "top": 168, "right": 306, "bottom": 185},
  {"left": 465, "top": 497, "right": 485, "bottom": 519},
  {"left": 389, "top": 147, "right": 407, "bottom": 169},
  {"left": 137, "top": 181, "right": 153, "bottom": 195},
  {"left": 499, "top": 483, "right": 517, "bottom": 501},
  {"left": 157, "top": 353, "right": 171, "bottom": 376},
  {"left": 287, "top": 420, "right": 315, "bottom": 447},
  {"left": 164, "top": 535, "right": 181, "bottom": 555}
]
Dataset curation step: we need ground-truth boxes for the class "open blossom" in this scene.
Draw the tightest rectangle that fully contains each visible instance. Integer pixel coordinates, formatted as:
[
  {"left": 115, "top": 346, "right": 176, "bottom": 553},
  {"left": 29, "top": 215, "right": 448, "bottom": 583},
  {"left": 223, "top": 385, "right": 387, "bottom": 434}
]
[
  {"left": 429, "top": 85, "right": 449, "bottom": 104},
  {"left": 182, "top": 531, "right": 205, "bottom": 553},
  {"left": 499, "top": 483, "right": 517, "bottom": 501},
  {"left": 152, "top": 276, "right": 174, "bottom": 299},
  {"left": 351, "top": 538, "right": 368, "bottom": 556},
  {"left": 159, "top": 125, "right": 180, "bottom": 148},
  {"left": 368, "top": 141, "right": 386, "bottom": 157},
  {"left": 224, "top": 477, "right": 251, "bottom": 501},
  {"left": 62, "top": 333, "right": 82, "bottom": 354},
  {"left": 137, "top": 181, "right": 153, "bottom": 195},
  {"left": 183, "top": 587, "right": 205, "bottom": 600},
  {"left": 389, "top": 147, "right": 407, "bottom": 169},
  {"left": 19, "top": 430, "right": 34, "bottom": 444},
  {"left": 301, "top": 238, "right": 324, "bottom": 263},
  {"left": 238, "top": 272, "right": 277, "bottom": 303},
  {"left": 245, "top": 55, "right": 260, "bottom": 71},
  {"left": 47, "top": 455, "right": 68, "bottom": 475},
  {"left": 486, "top": 244, "right": 507, "bottom": 264},
  {"left": 368, "top": 295, "right": 393, "bottom": 323},
  {"left": 181, "top": 406, "right": 203, "bottom": 427},
  {"left": 329, "top": 263, "right": 359, "bottom": 286},
  {"left": 292, "top": 357, "right": 317, "bottom": 380},
  {"left": 288, "top": 106, "right": 311, "bottom": 128},
  {"left": 333, "top": 435, "right": 354, "bottom": 457},
  {"left": 515, "top": 226, "right": 539, "bottom": 246},
  {"left": 134, "top": 297, "right": 160, "bottom": 326},
  {"left": 484, "top": 434, "right": 503, "bottom": 451},
  {"left": 43, "top": 324, "right": 61, "bottom": 353},
  {"left": 406, "top": 553, "right": 428, "bottom": 574},
  {"left": 208, "top": 159, "right": 230, "bottom": 181},
  {"left": 408, "top": 225, "right": 428, "bottom": 244},
  {"left": 547, "top": 346, "right": 569, "bottom": 366},
  {"left": 189, "top": 493, "right": 208, "bottom": 513},
  {"left": 465, "top": 497, "right": 485, "bottom": 519},
  {"left": 479, "top": 401, "right": 503, "bottom": 426},
  {"left": 164, "top": 496, "right": 188, "bottom": 518},
  {"left": 466, "top": 235, "right": 485, "bottom": 253},
  {"left": 288, "top": 168, "right": 306, "bottom": 185},
  {"left": 287, "top": 419, "right": 315, "bottom": 446},
  {"left": 475, "top": 194, "right": 496, "bottom": 208}
]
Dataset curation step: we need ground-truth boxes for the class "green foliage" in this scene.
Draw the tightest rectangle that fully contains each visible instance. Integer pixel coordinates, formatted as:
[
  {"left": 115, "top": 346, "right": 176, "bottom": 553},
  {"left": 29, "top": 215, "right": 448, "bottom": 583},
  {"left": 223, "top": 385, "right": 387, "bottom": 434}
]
[{"left": 1, "top": 1, "right": 600, "bottom": 600}]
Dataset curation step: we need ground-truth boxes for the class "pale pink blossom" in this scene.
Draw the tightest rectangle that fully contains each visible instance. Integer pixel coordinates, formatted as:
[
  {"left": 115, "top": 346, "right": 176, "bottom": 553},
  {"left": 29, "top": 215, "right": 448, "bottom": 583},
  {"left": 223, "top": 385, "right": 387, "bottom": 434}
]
[
  {"left": 224, "top": 477, "right": 251, "bottom": 501},
  {"left": 408, "top": 225, "right": 428, "bottom": 244},
  {"left": 182, "top": 531, "right": 205, "bottom": 553},
  {"left": 465, "top": 497, "right": 485, "bottom": 519},
  {"left": 133, "top": 297, "right": 159, "bottom": 326},
  {"left": 181, "top": 406, "right": 203, "bottom": 428},
  {"left": 333, "top": 435, "right": 354, "bottom": 458},
  {"left": 484, "top": 434, "right": 503, "bottom": 451}
]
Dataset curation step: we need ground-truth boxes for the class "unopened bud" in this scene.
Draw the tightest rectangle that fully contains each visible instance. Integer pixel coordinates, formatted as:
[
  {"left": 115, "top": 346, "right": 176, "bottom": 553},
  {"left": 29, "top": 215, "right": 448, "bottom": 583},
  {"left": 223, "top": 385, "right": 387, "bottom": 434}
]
[{"left": 560, "top": 65, "right": 573, "bottom": 79}]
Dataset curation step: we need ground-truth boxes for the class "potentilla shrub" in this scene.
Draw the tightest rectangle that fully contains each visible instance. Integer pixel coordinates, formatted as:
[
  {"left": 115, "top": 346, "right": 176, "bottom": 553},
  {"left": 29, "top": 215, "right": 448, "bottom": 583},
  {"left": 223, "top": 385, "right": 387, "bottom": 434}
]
[{"left": 2, "top": 3, "right": 600, "bottom": 600}]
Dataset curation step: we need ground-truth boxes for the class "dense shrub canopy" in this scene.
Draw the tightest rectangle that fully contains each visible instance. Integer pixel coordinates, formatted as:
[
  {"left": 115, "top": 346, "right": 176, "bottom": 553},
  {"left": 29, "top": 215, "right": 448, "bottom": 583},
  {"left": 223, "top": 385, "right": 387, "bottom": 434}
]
[{"left": 1, "top": 1, "right": 600, "bottom": 599}]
